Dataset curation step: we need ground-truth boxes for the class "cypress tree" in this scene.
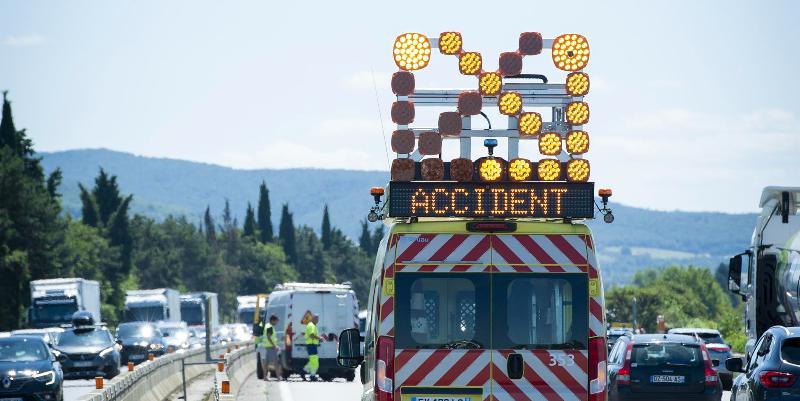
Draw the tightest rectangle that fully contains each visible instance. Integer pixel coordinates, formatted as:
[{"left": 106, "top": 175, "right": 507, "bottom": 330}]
[
  {"left": 92, "top": 169, "right": 122, "bottom": 225},
  {"left": 372, "top": 224, "right": 385, "bottom": 254},
  {"left": 243, "top": 203, "right": 256, "bottom": 238},
  {"left": 257, "top": 181, "right": 273, "bottom": 243},
  {"left": 321, "top": 204, "right": 332, "bottom": 250},
  {"left": 358, "top": 220, "right": 372, "bottom": 254},
  {"left": 78, "top": 184, "right": 100, "bottom": 227},
  {"left": 278, "top": 204, "right": 297, "bottom": 264},
  {"left": 204, "top": 206, "right": 216, "bottom": 244}
]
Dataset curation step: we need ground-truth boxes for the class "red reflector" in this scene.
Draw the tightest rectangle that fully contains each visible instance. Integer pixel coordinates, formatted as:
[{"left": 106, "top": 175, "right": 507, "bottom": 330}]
[
  {"left": 701, "top": 344, "right": 719, "bottom": 386},
  {"left": 466, "top": 221, "right": 517, "bottom": 232},
  {"left": 760, "top": 371, "right": 797, "bottom": 388}
]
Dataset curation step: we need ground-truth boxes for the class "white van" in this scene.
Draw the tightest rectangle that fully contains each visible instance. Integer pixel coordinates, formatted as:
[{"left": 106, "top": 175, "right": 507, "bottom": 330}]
[{"left": 265, "top": 282, "right": 360, "bottom": 381}]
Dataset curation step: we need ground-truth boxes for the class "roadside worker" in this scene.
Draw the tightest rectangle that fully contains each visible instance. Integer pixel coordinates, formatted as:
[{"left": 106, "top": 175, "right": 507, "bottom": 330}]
[
  {"left": 303, "top": 313, "right": 321, "bottom": 381},
  {"left": 261, "top": 314, "right": 283, "bottom": 380}
]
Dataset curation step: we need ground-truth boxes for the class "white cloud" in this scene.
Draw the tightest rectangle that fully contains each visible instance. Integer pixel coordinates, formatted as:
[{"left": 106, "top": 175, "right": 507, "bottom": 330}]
[{"left": 3, "top": 34, "right": 45, "bottom": 47}]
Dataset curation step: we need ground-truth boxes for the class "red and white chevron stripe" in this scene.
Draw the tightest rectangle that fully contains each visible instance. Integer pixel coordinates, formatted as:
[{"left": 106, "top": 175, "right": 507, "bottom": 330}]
[
  {"left": 584, "top": 235, "right": 605, "bottom": 338},
  {"left": 379, "top": 234, "right": 399, "bottom": 337},
  {"left": 394, "top": 349, "right": 492, "bottom": 400},
  {"left": 491, "top": 235, "right": 589, "bottom": 266},
  {"left": 395, "top": 264, "right": 492, "bottom": 273},
  {"left": 395, "top": 234, "right": 491, "bottom": 264},
  {"left": 492, "top": 350, "right": 589, "bottom": 401}
]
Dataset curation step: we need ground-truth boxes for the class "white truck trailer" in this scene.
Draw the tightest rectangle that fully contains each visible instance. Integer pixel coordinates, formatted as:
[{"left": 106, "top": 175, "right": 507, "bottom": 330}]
[
  {"left": 728, "top": 187, "right": 800, "bottom": 354},
  {"left": 29, "top": 278, "right": 101, "bottom": 328},
  {"left": 124, "top": 288, "right": 181, "bottom": 323}
]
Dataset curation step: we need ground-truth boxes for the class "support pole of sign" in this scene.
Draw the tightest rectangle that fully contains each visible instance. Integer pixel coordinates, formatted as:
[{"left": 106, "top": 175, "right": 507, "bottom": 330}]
[{"left": 205, "top": 294, "right": 213, "bottom": 362}]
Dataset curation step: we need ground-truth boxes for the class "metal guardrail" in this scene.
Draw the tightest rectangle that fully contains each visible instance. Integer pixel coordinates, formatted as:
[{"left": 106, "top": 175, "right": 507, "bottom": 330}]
[{"left": 79, "top": 343, "right": 250, "bottom": 401}]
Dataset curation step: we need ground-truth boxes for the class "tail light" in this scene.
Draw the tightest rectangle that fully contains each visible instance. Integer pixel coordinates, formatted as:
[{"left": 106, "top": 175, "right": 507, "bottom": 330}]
[
  {"left": 284, "top": 323, "right": 293, "bottom": 353},
  {"left": 616, "top": 342, "right": 634, "bottom": 386},
  {"left": 376, "top": 336, "right": 395, "bottom": 401},
  {"left": 588, "top": 337, "right": 607, "bottom": 401},
  {"left": 760, "top": 371, "right": 797, "bottom": 388},
  {"left": 701, "top": 344, "right": 718, "bottom": 386}
]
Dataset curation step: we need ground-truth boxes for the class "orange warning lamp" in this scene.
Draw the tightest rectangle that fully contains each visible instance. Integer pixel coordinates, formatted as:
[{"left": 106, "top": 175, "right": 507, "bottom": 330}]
[
  {"left": 598, "top": 188, "right": 612, "bottom": 197},
  {"left": 370, "top": 187, "right": 385, "bottom": 197}
]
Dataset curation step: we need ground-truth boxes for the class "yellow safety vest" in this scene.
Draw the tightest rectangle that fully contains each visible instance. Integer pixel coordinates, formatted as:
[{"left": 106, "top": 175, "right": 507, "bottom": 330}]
[
  {"left": 261, "top": 322, "right": 277, "bottom": 347},
  {"left": 305, "top": 321, "right": 319, "bottom": 345}
]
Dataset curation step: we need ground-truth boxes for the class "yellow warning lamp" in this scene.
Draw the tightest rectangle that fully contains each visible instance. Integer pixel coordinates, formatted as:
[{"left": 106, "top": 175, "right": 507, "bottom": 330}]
[
  {"left": 566, "top": 130, "right": 589, "bottom": 154},
  {"left": 566, "top": 159, "right": 590, "bottom": 182},
  {"left": 518, "top": 112, "right": 542, "bottom": 136},
  {"left": 393, "top": 33, "right": 432, "bottom": 71},
  {"left": 552, "top": 34, "right": 590, "bottom": 71},
  {"left": 538, "top": 132, "right": 562, "bottom": 156},
  {"left": 566, "top": 101, "right": 589, "bottom": 125},
  {"left": 479, "top": 72, "right": 502, "bottom": 96},
  {"left": 498, "top": 91, "right": 522, "bottom": 116},
  {"left": 566, "top": 72, "right": 590, "bottom": 96},
  {"left": 459, "top": 52, "right": 482, "bottom": 75},
  {"left": 537, "top": 159, "right": 561, "bottom": 181},
  {"left": 438, "top": 32, "right": 462, "bottom": 55},
  {"left": 479, "top": 159, "right": 503, "bottom": 182},
  {"left": 508, "top": 158, "right": 532, "bottom": 181}
]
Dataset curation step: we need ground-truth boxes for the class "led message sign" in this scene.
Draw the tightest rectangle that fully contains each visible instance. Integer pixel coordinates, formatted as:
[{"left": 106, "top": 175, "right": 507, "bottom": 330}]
[{"left": 388, "top": 182, "right": 594, "bottom": 219}]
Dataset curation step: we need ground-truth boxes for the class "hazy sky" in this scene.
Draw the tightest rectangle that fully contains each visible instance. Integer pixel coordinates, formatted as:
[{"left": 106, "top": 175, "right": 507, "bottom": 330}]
[{"left": 2, "top": 0, "right": 798, "bottom": 213}]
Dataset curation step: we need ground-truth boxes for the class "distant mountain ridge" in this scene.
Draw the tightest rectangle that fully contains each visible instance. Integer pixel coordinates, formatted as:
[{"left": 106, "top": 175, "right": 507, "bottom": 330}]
[{"left": 40, "top": 149, "right": 757, "bottom": 285}]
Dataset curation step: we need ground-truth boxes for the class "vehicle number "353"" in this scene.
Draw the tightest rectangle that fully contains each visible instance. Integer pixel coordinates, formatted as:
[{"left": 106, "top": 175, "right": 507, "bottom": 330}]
[{"left": 548, "top": 354, "right": 576, "bottom": 367}]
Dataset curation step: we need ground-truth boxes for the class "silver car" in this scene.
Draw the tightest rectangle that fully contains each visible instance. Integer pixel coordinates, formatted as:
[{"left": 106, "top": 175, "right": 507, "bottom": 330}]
[{"left": 668, "top": 327, "right": 733, "bottom": 390}]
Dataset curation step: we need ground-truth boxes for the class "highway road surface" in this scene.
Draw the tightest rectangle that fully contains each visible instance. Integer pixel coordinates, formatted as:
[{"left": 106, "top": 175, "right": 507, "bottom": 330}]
[{"left": 63, "top": 374, "right": 734, "bottom": 401}]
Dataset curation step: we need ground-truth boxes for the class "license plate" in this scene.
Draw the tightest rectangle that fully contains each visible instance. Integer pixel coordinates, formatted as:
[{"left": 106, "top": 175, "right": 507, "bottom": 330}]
[
  {"left": 651, "top": 375, "right": 685, "bottom": 383},
  {"left": 72, "top": 361, "right": 95, "bottom": 367},
  {"left": 411, "top": 398, "right": 472, "bottom": 401},
  {"left": 129, "top": 354, "right": 145, "bottom": 360}
]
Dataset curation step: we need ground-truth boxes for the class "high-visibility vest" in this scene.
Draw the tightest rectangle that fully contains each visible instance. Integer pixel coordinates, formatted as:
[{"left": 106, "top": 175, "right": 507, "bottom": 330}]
[
  {"left": 261, "top": 322, "right": 277, "bottom": 347},
  {"left": 305, "top": 321, "right": 319, "bottom": 345}
]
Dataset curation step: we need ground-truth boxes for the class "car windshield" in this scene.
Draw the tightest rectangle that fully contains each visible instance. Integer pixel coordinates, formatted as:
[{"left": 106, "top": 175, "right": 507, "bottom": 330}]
[
  {"left": 118, "top": 324, "right": 157, "bottom": 339},
  {"left": 781, "top": 337, "right": 800, "bottom": 365},
  {"left": 180, "top": 304, "right": 204, "bottom": 326},
  {"left": 0, "top": 338, "right": 49, "bottom": 362},
  {"left": 160, "top": 327, "right": 188, "bottom": 341},
  {"left": 58, "top": 329, "right": 113, "bottom": 347},
  {"left": 124, "top": 306, "right": 165, "bottom": 322},
  {"left": 632, "top": 343, "right": 703, "bottom": 367},
  {"left": 238, "top": 310, "right": 254, "bottom": 325},
  {"left": 672, "top": 331, "right": 724, "bottom": 344},
  {"left": 32, "top": 302, "right": 77, "bottom": 324}
]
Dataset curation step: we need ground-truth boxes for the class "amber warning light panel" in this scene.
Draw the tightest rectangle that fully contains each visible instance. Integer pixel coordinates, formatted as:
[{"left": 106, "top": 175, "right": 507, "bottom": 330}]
[{"left": 388, "top": 182, "right": 594, "bottom": 219}]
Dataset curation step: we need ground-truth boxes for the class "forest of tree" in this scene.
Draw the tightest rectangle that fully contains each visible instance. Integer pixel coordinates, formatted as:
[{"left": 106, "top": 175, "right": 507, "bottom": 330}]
[{"left": 0, "top": 92, "right": 383, "bottom": 329}]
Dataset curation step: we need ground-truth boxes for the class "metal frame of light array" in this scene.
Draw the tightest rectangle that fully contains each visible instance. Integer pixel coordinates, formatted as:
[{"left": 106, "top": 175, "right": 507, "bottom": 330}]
[{"left": 388, "top": 31, "right": 593, "bottom": 184}]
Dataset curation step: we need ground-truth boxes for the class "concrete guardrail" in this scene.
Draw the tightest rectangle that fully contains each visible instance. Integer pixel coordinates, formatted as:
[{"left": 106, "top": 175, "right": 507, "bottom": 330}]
[
  {"left": 210, "top": 343, "right": 257, "bottom": 401},
  {"left": 79, "top": 342, "right": 250, "bottom": 401}
]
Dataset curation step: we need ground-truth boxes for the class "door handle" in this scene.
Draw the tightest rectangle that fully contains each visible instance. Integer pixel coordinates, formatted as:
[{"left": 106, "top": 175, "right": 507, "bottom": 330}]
[{"left": 507, "top": 353, "right": 524, "bottom": 380}]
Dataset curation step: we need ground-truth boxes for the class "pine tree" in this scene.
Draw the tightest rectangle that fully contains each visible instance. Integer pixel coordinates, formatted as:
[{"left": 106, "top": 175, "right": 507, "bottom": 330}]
[
  {"left": 78, "top": 184, "right": 100, "bottom": 227},
  {"left": 204, "top": 206, "right": 216, "bottom": 244},
  {"left": 257, "top": 181, "right": 273, "bottom": 243},
  {"left": 92, "top": 169, "right": 122, "bottom": 225},
  {"left": 321, "top": 204, "right": 332, "bottom": 250},
  {"left": 278, "top": 204, "right": 297, "bottom": 264},
  {"left": 358, "top": 220, "right": 372, "bottom": 254},
  {"left": 243, "top": 203, "right": 256, "bottom": 238}
]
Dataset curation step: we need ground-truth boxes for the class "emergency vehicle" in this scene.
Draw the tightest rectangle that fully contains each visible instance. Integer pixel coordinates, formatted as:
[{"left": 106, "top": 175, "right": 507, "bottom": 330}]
[{"left": 337, "top": 31, "right": 612, "bottom": 401}]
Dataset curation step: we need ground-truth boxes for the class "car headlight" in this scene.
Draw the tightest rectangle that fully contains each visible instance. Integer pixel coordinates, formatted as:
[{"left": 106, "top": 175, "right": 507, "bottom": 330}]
[
  {"left": 149, "top": 343, "right": 163, "bottom": 350},
  {"left": 34, "top": 370, "right": 55, "bottom": 385},
  {"left": 99, "top": 346, "right": 115, "bottom": 357}
]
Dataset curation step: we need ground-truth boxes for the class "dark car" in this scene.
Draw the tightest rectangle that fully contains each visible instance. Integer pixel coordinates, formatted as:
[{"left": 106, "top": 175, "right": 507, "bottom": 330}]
[
  {"left": 55, "top": 326, "right": 120, "bottom": 379},
  {"left": 0, "top": 336, "right": 64, "bottom": 401},
  {"left": 607, "top": 333, "right": 722, "bottom": 401},
  {"left": 727, "top": 326, "right": 800, "bottom": 400},
  {"left": 116, "top": 322, "right": 166, "bottom": 365}
]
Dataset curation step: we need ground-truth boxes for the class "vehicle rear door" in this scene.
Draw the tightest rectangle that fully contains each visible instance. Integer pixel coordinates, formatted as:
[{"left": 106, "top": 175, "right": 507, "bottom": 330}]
[
  {"left": 629, "top": 342, "right": 705, "bottom": 395},
  {"left": 292, "top": 292, "right": 324, "bottom": 359},
  {"left": 490, "top": 234, "right": 591, "bottom": 401},
  {"left": 392, "top": 233, "right": 493, "bottom": 401}
]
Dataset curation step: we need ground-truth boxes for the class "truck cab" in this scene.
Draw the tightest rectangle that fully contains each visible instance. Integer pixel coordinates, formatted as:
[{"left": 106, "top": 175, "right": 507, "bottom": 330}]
[
  {"left": 28, "top": 278, "right": 101, "bottom": 328},
  {"left": 124, "top": 288, "right": 181, "bottom": 323},
  {"left": 728, "top": 187, "right": 800, "bottom": 355}
]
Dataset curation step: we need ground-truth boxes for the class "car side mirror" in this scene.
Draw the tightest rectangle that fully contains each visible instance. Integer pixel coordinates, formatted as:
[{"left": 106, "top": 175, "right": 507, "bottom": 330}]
[
  {"left": 712, "top": 359, "right": 720, "bottom": 367},
  {"left": 725, "top": 357, "right": 745, "bottom": 373},
  {"left": 337, "top": 328, "right": 364, "bottom": 368},
  {"left": 728, "top": 254, "right": 743, "bottom": 293}
]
